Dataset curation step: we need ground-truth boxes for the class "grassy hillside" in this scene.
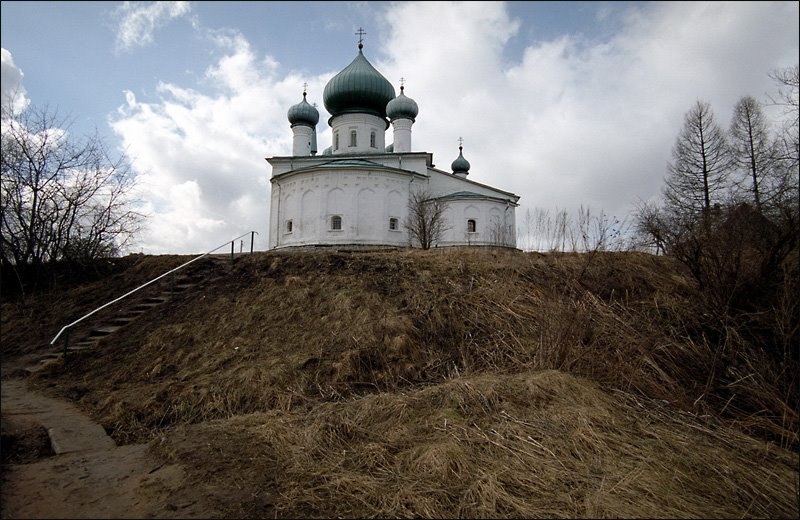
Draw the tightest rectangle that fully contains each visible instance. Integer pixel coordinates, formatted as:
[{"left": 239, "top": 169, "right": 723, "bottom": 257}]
[{"left": 2, "top": 248, "right": 798, "bottom": 517}]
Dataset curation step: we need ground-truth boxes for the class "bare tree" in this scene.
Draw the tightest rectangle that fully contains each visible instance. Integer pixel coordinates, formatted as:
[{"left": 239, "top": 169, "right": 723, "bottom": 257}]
[
  {"left": 521, "top": 208, "right": 534, "bottom": 252},
  {"left": 488, "top": 217, "right": 514, "bottom": 247},
  {"left": 768, "top": 64, "right": 798, "bottom": 160},
  {"left": 728, "top": 96, "right": 775, "bottom": 211},
  {"left": 1, "top": 101, "right": 141, "bottom": 270},
  {"left": 404, "top": 189, "right": 447, "bottom": 250},
  {"left": 532, "top": 207, "right": 551, "bottom": 252},
  {"left": 553, "top": 208, "right": 570, "bottom": 252},
  {"left": 766, "top": 65, "right": 799, "bottom": 215},
  {"left": 664, "top": 100, "right": 732, "bottom": 218},
  {"left": 633, "top": 200, "right": 670, "bottom": 255}
]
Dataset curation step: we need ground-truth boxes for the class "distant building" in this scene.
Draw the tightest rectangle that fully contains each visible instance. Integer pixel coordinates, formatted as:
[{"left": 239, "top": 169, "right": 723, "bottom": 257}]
[{"left": 267, "top": 36, "right": 519, "bottom": 250}]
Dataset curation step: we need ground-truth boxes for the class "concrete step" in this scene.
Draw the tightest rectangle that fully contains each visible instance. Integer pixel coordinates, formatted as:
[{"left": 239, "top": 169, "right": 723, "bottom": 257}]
[
  {"left": 108, "top": 316, "right": 136, "bottom": 326},
  {"left": 129, "top": 303, "right": 159, "bottom": 312},
  {"left": 87, "top": 326, "right": 119, "bottom": 339},
  {"left": 71, "top": 341, "right": 96, "bottom": 349},
  {"left": 66, "top": 345, "right": 94, "bottom": 352}
]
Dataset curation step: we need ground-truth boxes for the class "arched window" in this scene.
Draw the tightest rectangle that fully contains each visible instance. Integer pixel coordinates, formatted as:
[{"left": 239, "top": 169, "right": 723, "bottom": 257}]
[
  {"left": 334, "top": 132, "right": 339, "bottom": 150},
  {"left": 286, "top": 220, "right": 293, "bottom": 233},
  {"left": 350, "top": 130, "right": 357, "bottom": 147},
  {"left": 370, "top": 131, "right": 376, "bottom": 148},
  {"left": 389, "top": 217, "right": 398, "bottom": 231},
  {"left": 467, "top": 219, "right": 477, "bottom": 233},
  {"left": 331, "top": 215, "right": 342, "bottom": 231}
]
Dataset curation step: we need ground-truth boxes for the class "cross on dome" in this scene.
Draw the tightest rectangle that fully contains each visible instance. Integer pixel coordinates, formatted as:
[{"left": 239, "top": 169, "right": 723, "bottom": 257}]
[
  {"left": 458, "top": 136, "right": 464, "bottom": 148},
  {"left": 355, "top": 27, "right": 366, "bottom": 49}
]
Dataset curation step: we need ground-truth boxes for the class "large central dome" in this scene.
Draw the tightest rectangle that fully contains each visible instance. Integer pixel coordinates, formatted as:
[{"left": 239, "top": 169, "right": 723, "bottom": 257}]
[{"left": 323, "top": 46, "right": 396, "bottom": 120}]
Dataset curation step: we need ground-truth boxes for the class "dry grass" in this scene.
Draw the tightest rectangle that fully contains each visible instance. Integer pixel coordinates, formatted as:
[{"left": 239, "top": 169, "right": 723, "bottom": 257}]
[
  {"left": 3, "top": 247, "right": 798, "bottom": 517},
  {"left": 154, "top": 370, "right": 799, "bottom": 518}
]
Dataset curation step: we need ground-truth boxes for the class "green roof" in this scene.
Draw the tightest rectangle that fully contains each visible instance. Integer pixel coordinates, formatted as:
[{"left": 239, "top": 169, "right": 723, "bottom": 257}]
[
  {"left": 287, "top": 93, "right": 319, "bottom": 127},
  {"left": 323, "top": 48, "right": 396, "bottom": 119},
  {"left": 386, "top": 88, "right": 418, "bottom": 121},
  {"left": 451, "top": 147, "right": 471, "bottom": 173}
]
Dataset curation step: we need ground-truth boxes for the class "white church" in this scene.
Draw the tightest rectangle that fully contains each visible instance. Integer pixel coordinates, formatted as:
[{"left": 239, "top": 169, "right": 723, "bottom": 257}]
[{"left": 267, "top": 36, "right": 519, "bottom": 250}]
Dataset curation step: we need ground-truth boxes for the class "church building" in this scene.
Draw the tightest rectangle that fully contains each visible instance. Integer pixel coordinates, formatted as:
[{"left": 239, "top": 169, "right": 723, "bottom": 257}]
[{"left": 267, "top": 35, "right": 519, "bottom": 250}]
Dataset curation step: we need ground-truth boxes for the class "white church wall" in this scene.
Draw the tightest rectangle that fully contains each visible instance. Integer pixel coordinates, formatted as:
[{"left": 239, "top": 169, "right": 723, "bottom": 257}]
[
  {"left": 330, "top": 113, "right": 387, "bottom": 155},
  {"left": 270, "top": 169, "right": 414, "bottom": 248},
  {"left": 269, "top": 162, "right": 517, "bottom": 249},
  {"left": 436, "top": 198, "right": 517, "bottom": 248},
  {"left": 415, "top": 169, "right": 517, "bottom": 248}
]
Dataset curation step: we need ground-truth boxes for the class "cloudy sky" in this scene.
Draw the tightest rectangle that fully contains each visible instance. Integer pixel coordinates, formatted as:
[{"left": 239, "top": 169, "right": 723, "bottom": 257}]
[{"left": 2, "top": 1, "right": 798, "bottom": 254}]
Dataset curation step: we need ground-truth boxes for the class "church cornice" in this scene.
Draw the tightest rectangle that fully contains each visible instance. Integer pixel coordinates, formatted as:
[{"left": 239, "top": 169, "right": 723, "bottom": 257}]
[
  {"left": 267, "top": 151, "right": 432, "bottom": 162},
  {"left": 432, "top": 190, "right": 520, "bottom": 207},
  {"left": 270, "top": 159, "right": 427, "bottom": 183}
]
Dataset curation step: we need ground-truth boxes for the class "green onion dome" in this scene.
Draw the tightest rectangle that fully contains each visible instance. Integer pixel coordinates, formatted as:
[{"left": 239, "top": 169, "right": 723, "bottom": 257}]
[
  {"left": 323, "top": 45, "right": 396, "bottom": 120},
  {"left": 386, "top": 85, "right": 418, "bottom": 122},
  {"left": 451, "top": 145, "right": 470, "bottom": 174},
  {"left": 287, "top": 92, "right": 319, "bottom": 127}
]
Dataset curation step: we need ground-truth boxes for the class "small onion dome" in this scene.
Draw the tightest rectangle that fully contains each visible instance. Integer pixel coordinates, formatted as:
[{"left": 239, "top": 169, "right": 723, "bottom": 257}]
[
  {"left": 385, "top": 143, "right": 394, "bottom": 152},
  {"left": 323, "top": 46, "right": 395, "bottom": 120},
  {"left": 322, "top": 146, "right": 333, "bottom": 156},
  {"left": 451, "top": 145, "right": 470, "bottom": 175},
  {"left": 287, "top": 92, "right": 319, "bottom": 127},
  {"left": 386, "top": 85, "right": 418, "bottom": 122}
]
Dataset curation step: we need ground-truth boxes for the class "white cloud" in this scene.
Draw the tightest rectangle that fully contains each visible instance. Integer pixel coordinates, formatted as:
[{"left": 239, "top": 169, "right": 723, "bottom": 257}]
[
  {"left": 376, "top": 0, "right": 799, "bottom": 230},
  {"left": 113, "top": 1, "right": 192, "bottom": 53},
  {"left": 0, "top": 48, "right": 30, "bottom": 115},
  {"left": 110, "top": 1, "right": 798, "bottom": 254},
  {"left": 111, "top": 30, "right": 330, "bottom": 253}
]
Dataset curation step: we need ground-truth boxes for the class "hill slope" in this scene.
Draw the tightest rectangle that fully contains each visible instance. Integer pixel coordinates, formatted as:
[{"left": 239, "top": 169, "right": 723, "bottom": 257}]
[{"left": 2, "top": 248, "right": 798, "bottom": 517}]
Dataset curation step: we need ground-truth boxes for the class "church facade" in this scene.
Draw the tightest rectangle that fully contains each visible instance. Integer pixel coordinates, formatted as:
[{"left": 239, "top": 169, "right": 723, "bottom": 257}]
[{"left": 267, "top": 38, "right": 519, "bottom": 250}]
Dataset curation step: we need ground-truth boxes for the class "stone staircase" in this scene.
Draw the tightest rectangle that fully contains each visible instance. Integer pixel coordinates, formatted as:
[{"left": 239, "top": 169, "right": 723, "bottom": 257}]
[{"left": 24, "top": 256, "right": 231, "bottom": 376}]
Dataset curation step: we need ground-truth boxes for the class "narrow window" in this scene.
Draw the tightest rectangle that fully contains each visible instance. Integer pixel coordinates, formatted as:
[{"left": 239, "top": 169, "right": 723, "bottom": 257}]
[
  {"left": 370, "top": 131, "right": 376, "bottom": 148},
  {"left": 286, "top": 220, "right": 293, "bottom": 233},
  {"left": 467, "top": 219, "right": 476, "bottom": 233},
  {"left": 334, "top": 132, "right": 339, "bottom": 150},
  {"left": 331, "top": 215, "right": 342, "bottom": 230},
  {"left": 389, "top": 217, "right": 398, "bottom": 231},
  {"left": 350, "top": 130, "right": 357, "bottom": 147}
]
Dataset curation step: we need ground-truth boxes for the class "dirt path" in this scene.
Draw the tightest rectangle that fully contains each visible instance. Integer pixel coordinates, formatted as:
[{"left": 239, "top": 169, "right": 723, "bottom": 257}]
[{"left": 1, "top": 378, "right": 202, "bottom": 519}]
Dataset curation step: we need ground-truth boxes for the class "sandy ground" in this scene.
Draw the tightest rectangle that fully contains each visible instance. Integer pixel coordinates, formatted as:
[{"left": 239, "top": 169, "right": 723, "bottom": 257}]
[{"left": 1, "top": 377, "right": 205, "bottom": 519}]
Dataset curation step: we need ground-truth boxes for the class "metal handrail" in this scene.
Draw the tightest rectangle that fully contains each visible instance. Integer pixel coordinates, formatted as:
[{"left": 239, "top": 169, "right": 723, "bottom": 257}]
[{"left": 50, "top": 231, "right": 258, "bottom": 346}]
